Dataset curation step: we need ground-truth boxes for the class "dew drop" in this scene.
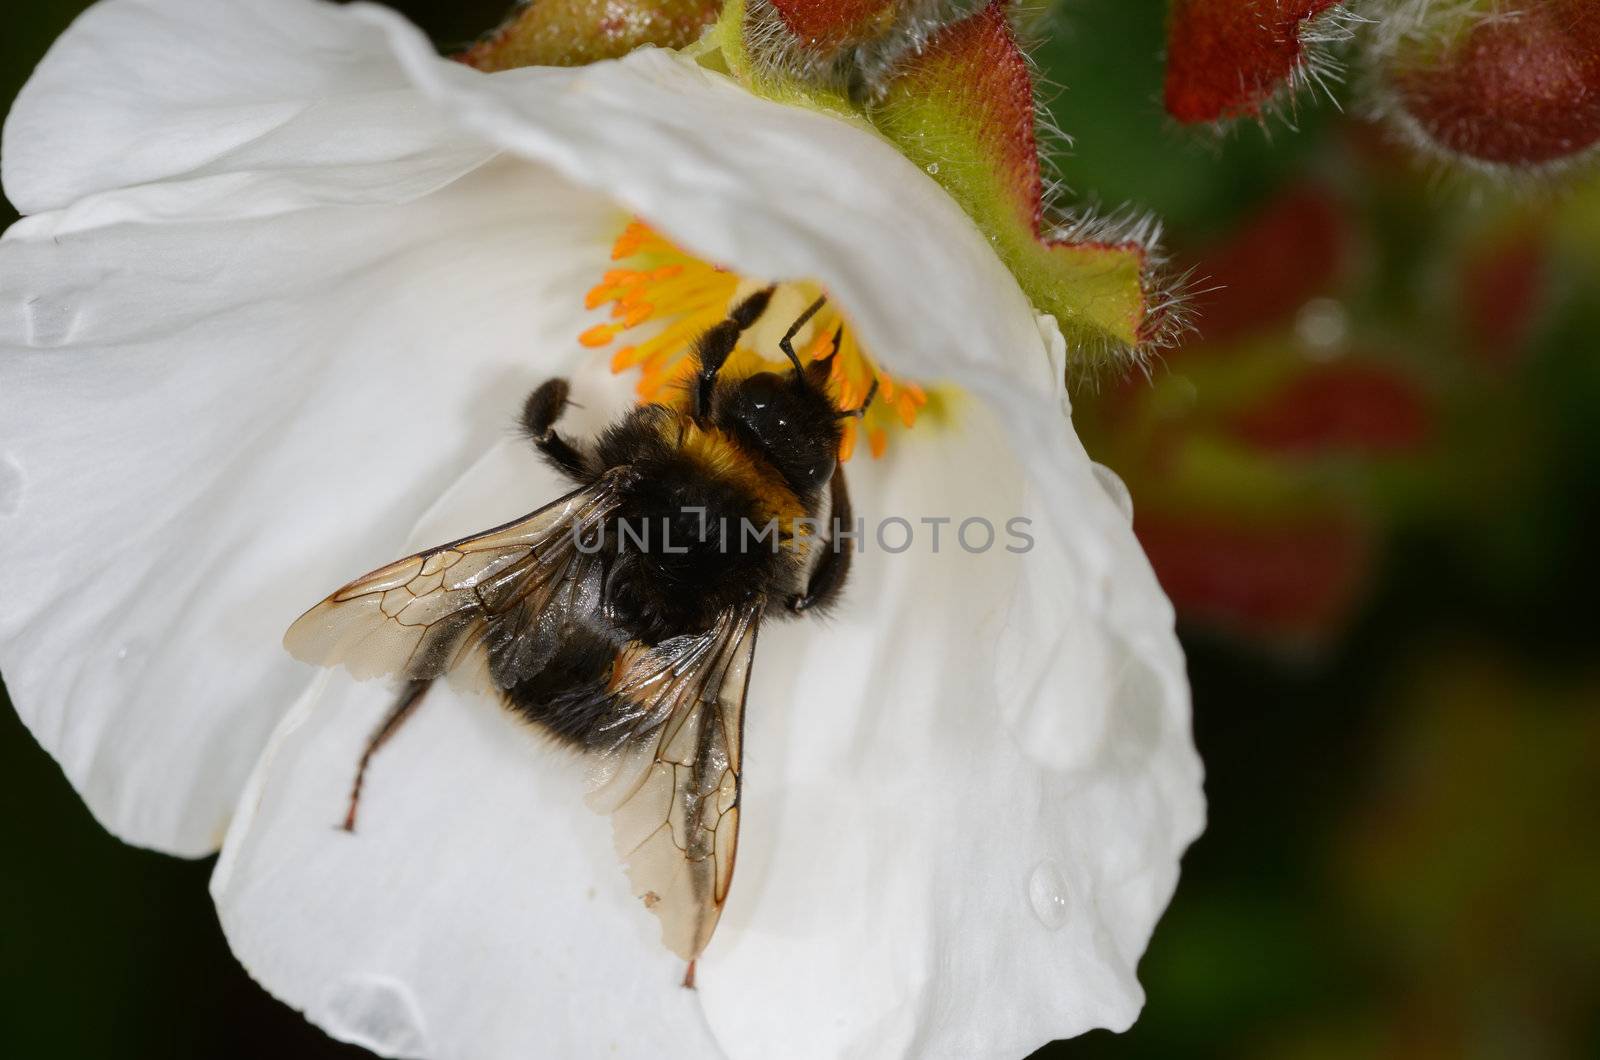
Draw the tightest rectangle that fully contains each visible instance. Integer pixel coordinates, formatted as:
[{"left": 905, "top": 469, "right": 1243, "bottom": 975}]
[
  {"left": 1028, "top": 860, "right": 1070, "bottom": 930},
  {"left": 322, "top": 975, "right": 428, "bottom": 1056},
  {"left": 1090, "top": 463, "right": 1134, "bottom": 524},
  {"left": 925, "top": 162, "right": 941, "bottom": 175},
  {"left": 0, "top": 454, "right": 23, "bottom": 518},
  {"left": 113, "top": 639, "right": 149, "bottom": 669},
  {"left": 23, "top": 295, "right": 82, "bottom": 348}
]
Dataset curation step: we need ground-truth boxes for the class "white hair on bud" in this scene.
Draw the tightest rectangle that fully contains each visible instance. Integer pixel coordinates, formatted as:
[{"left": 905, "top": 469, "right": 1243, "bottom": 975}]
[
  {"left": 1357, "top": 0, "right": 1600, "bottom": 186},
  {"left": 1186, "top": 1, "right": 1376, "bottom": 138},
  {"left": 1046, "top": 204, "right": 1202, "bottom": 381}
]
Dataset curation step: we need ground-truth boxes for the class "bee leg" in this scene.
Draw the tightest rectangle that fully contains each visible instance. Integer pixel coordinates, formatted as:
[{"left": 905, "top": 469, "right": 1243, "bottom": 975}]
[
  {"left": 521, "top": 378, "right": 592, "bottom": 483},
  {"left": 789, "top": 462, "right": 854, "bottom": 614},
  {"left": 341, "top": 679, "right": 432, "bottom": 832},
  {"left": 693, "top": 286, "right": 775, "bottom": 418},
  {"left": 681, "top": 961, "right": 697, "bottom": 990}
]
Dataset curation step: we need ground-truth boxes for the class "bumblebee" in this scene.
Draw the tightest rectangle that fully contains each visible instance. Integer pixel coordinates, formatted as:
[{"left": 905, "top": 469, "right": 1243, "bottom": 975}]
[{"left": 285, "top": 289, "right": 873, "bottom": 979}]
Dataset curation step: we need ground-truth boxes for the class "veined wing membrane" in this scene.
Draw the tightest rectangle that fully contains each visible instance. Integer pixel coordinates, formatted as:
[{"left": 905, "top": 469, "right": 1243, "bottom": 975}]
[
  {"left": 285, "top": 469, "right": 761, "bottom": 962},
  {"left": 283, "top": 479, "right": 621, "bottom": 685},
  {"left": 586, "top": 601, "right": 761, "bottom": 961}
]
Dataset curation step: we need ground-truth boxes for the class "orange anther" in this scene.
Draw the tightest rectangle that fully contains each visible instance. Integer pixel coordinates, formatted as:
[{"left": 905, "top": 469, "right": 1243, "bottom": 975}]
[
  {"left": 592, "top": 216, "right": 932, "bottom": 453},
  {"left": 579, "top": 323, "right": 618, "bottom": 348}
]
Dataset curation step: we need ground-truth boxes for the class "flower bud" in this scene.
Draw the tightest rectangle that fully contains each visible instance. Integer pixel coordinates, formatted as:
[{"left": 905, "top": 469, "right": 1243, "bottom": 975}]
[{"left": 1369, "top": 0, "right": 1600, "bottom": 174}]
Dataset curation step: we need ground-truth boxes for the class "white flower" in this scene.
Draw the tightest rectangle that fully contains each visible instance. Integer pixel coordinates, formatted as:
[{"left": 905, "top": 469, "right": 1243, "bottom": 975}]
[{"left": 0, "top": 1, "right": 1204, "bottom": 1057}]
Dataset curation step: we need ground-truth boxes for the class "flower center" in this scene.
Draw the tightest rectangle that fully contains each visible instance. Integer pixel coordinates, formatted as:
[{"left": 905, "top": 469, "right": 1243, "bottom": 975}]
[{"left": 580, "top": 219, "right": 929, "bottom": 461}]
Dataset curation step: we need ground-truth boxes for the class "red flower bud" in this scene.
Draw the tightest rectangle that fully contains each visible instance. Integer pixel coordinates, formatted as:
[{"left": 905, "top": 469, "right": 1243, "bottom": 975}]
[
  {"left": 766, "top": 0, "right": 909, "bottom": 54},
  {"left": 1377, "top": 0, "right": 1600, "bottom": 171},
  {"left": 1164, "top": 0, "right": 1346, "bottom": 124}
]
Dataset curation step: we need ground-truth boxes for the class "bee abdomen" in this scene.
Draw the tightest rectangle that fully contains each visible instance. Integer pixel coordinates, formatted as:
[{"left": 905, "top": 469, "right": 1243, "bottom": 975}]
[{"left": 500, "top": 623, "right": 623, "bottom": 748}]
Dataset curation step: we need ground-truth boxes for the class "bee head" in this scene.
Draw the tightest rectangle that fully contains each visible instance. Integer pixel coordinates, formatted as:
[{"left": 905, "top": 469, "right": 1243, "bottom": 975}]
[{"left": 714, "top": 370, "right": 844, "bottom": 497}]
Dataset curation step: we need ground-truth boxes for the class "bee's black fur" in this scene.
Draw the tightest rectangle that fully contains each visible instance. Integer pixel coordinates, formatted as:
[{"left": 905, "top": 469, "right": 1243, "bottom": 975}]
[
  {"left": 337, "top": 295, "right": 870, "bottom": 825},
  {"left": 501, "top": 622, "right": 626, "bottom": 746},
  {"left": 711, "top": 367, "right": 842, "bottom": 502},
  {"left": 500, "top": 294, "right": 860, "bottom": 732},
  {"left": 596, "top": 412, "right": 781, "bottom": 640}
]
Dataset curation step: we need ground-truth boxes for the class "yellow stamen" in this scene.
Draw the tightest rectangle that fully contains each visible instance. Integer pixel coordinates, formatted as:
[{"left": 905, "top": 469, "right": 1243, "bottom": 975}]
[
  {"left": 896, "top": 393, "right": 918, "bottom": 428},
  {"left": 578, "top": 218, "right": 933, "bottom": 460},
  {"left": 610, "top": 220, "right": 652, "bottom": 260},
  {"left": 618, "top": 302, "right": 654, "bottom": 328}
]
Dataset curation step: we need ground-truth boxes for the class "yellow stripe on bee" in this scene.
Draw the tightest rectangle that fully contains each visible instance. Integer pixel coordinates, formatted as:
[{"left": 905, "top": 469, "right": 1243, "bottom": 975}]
[{"left": 663, "top": 414, "right": 807, "bottom": 533}]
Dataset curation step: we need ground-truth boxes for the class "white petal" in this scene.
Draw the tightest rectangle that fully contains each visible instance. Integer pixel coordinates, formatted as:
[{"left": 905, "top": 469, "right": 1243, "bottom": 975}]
[
  {"left": 692, "top": 400, "right": 1200, "bottom": 1058},
  {"left": 362, "top": 4, "right": 1195, "bottom": 843},
  {"left": 351, "top": 47, "right": 1206, "bottom": 1045},
  {"left": 0, "top": 154, "right": 621, "bottom": 853},
  {"left": 2, "top": 0, "right": 488, "bottom": 220},
  {"left": 364, "top": 11, "right": 1047, "bottom": 384},
  {"left": 4, "top": 1, "right": 1202, "bottom": 1052},
  {"left": 213, "top": 427, "right": 718, "bottom": 1060},
  {"left": 215, "top": 379, "right": 1199, "bottom": 1058},
  {"left": 358, "top": 16, "right": 1171, "bottom": 753}
]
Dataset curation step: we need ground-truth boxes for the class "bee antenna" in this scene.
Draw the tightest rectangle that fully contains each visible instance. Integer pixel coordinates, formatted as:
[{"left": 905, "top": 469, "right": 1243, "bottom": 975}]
[{"left": 779, "top": 295, "right": 827, "bottom": 375}]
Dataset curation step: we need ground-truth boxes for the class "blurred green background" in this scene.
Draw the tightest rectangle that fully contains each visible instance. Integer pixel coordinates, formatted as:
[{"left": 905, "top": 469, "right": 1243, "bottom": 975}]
[{"left": 2, "top": 1, "right": 1597, "bottom": 1057}]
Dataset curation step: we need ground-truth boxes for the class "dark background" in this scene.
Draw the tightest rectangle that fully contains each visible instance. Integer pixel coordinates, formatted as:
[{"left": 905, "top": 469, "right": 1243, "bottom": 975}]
[{"left": 3, "top": 1, "right": 1597, "bottom": 1057}]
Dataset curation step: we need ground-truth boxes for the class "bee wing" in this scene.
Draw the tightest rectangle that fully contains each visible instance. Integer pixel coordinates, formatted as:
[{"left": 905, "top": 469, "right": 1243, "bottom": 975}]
[
  {"left": 585, "top": 600, "right": 761, "bottom": 961},
  {"left": 283, "top": 477, "right": 624, "bottom": 685},
  {"left": 287, "top": 469, "right": 759, "bottom": 962}
]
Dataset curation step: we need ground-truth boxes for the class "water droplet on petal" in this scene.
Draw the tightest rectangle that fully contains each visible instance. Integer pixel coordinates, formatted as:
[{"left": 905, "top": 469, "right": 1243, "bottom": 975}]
[
  {"left": 1028, "top": 860, "right": 1070, "bottom": 929},
  {"left": 113, "top": 639, "right": 149, "bottom": 669},
  {"left": 24, "top": 295, "right": 82, "bottom": 348},
  {"left": 925, "top": 162, "right": 941, "bottom": 175},
  {"left": 322, "top": 975, "right": 428, "bottom": 1056},
  {"left": 1090, "top": 463, "right": 1134, "bottom": 524},
  {"left": 0, "top": 454, "right": 23, "bottom": 518}
]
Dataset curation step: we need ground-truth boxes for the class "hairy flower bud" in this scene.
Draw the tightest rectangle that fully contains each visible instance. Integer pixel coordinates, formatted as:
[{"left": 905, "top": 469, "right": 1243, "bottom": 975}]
[
  {"left": 1164, "top": 0, "right": 1351, "bottom": 124},
  {"left": 1368, "top": 0, "right": 1600, "bottom": 175},
  {"left": 462, "top": 0, "right": 722, "bottom": 69}
]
